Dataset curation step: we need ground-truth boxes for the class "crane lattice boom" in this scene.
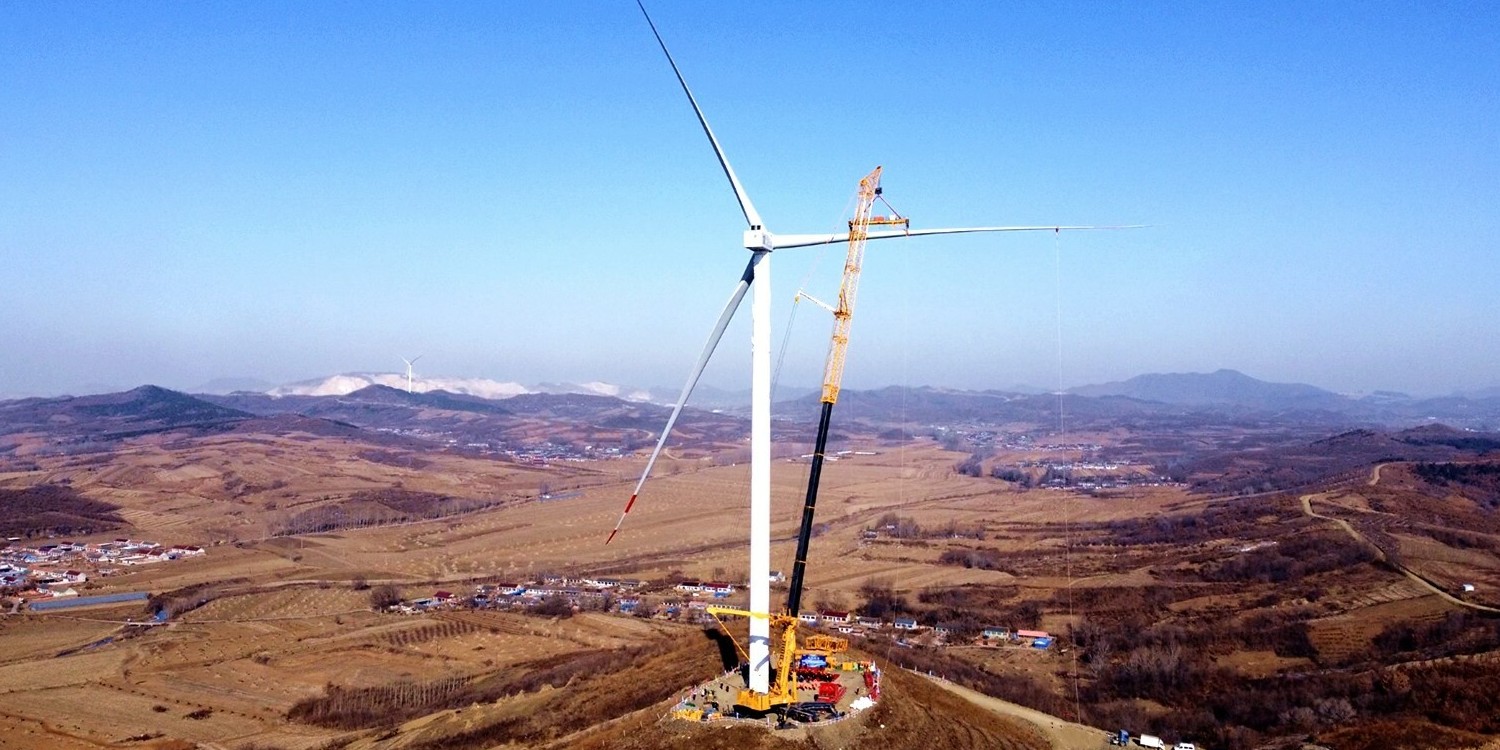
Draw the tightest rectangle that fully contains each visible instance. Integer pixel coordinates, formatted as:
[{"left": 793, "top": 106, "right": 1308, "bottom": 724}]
[{"left": 819, "top": 166, "right": 908, "bottom": 405}]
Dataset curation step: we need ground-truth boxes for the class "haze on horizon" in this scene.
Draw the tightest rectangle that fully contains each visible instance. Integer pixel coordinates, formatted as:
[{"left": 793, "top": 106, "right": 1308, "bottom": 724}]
[{"left": 4, "top": 3, "right": 1496, "bottom": 401}]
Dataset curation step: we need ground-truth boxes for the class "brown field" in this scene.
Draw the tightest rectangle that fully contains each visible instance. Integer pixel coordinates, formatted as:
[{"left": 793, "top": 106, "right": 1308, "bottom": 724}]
[{"left": 2, "top": 428, "right": 1498, "bottom": 749}]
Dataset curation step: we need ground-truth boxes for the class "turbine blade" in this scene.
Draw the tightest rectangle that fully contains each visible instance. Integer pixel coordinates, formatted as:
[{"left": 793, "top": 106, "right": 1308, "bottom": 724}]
[
  {"left": 636, "top": 1, "right": 764, "bottom": 230},
  {"left": 773, "top": 225, "right": 1146, "bottom": 249},
  {"left": 607, "top": 254, "right": 760, "bottom": 543}
]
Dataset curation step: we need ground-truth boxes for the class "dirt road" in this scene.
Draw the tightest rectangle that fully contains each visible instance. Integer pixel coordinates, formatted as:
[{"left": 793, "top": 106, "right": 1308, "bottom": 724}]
[
  {"left": 913, "top": 671, "right": 1109, "bottom": 750},
  {"left": 1301, "top": 467, "right": 1500, "bottom": 615}
]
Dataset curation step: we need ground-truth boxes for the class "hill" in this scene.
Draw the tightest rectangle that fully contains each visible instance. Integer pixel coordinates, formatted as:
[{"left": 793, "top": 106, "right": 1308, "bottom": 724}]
[
  {"left": 1069, "top": 369, "right": 1345, "bottom": 410},
  {"left": 1186, "top": 424, "right": 1500, "bottom": 494},
  {"left": 0, "top": 385, "right": 252, "bottom": 456}
]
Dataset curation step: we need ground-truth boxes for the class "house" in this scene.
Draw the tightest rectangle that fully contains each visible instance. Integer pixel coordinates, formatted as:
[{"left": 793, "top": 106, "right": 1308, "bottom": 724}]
[
  {"left": 1462, "top": 583, "right": 1477, "bottom": 593},
  {"left": 62, "top": 570, "right": 87, "bottom": 583},
  {"left": 856, "top": 616, "right": 882, "bottom": 628},
  {"left": 768, "top": 570, "right": 786, "bottom": 583},
  {"left": 893, "top": 617, "right": 919, "bottom": 630},
  {"left": 819, "top": 610, "right": 851, "bottom": 624},
  {"left": 798, "top": 612, "right": 821, "bottom": 625},
  {"left": 675, "top": 580, "right": 702, "bottom": 593},
  {"left": 982, "top": 626, "right": 1010, "bottom": 640},
  {"left": 702, "top": 581, "right": 735, "bottom": 596},
  {"left": 1016, "top": 629, "right": 1050, "bottom": 644}
]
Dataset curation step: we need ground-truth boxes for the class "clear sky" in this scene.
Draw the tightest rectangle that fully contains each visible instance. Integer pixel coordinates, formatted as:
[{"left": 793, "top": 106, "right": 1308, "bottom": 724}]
[{"left": 3, "top": 2, "right": 1497, "bottom": 399}]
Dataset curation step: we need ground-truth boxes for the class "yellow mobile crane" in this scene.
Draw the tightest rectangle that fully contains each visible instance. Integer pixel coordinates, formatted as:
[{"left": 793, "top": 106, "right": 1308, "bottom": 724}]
[{"left": 706, "top": 166, "right": 902, "bottom": 716}]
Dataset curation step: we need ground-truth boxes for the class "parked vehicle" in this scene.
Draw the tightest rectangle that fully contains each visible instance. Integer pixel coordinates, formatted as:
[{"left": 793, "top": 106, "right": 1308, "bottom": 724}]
[
  {"left": 1109, "top": 729, "right": 1131, "bottom": 746},
  {"left": 1172, "top": 744, "right": 1196, "bottom": 750},
  {"left": 1137, "top": 736, "right": 1165, "bottom": 749}
]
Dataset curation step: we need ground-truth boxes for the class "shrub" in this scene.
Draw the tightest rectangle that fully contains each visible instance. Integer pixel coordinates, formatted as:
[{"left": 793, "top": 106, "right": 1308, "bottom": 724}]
[{"left": 368, "top": 585, "right": 401, "bottom": 610}]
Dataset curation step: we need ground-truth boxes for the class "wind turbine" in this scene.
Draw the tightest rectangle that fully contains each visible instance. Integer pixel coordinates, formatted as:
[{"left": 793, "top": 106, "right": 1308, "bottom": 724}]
[
  {"left": 400, "top": 355, "right": 421, "bottom": 394},
  {"left": 611, "top": 2, "right": 1127, "bottom": 699}
]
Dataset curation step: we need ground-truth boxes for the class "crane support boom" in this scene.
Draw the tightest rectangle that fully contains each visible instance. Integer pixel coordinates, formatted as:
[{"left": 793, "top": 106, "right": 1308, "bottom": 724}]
[{"left": 786, "top": 400, "right": 834, "bottom": 617}]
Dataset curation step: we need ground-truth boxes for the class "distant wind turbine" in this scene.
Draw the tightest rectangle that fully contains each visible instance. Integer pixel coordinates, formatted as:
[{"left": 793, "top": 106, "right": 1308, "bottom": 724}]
[
  {"left": 400, "top": 355, "right": 422, "bottom": 394},
  {"left": 611, "top": 2, "right": 1136, "bottom": 699}
]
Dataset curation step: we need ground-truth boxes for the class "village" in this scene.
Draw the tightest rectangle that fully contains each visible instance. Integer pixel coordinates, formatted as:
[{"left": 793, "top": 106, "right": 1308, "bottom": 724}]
[
  {"left": 372, "top": 425, "right": 626, "bottom": 465},
  {"left": 0, "top": 537, "right": 204, "bottom": 602},
  {"left": 385, "top": 573, "right": 1056, "bottom": 652}
]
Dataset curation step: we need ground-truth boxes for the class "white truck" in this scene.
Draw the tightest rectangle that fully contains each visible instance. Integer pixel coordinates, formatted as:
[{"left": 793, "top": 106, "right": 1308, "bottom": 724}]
[{"left": 1136, "top": 736, "right": 1165, "bottom": 749}]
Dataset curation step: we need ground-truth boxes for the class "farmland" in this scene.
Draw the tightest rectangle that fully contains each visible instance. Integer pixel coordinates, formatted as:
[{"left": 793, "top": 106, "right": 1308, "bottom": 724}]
[{"left": 1, "top": 403, "right": 1499, "bottom": 749}]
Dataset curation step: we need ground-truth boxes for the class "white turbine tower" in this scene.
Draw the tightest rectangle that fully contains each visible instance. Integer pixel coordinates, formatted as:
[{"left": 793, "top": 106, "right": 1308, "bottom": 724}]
[
  {"left": 611, "top": 2, "right": 1127, "bottom": 699},
  {"left": 400, "top": 355, "right": 422, "bottom": 394}
]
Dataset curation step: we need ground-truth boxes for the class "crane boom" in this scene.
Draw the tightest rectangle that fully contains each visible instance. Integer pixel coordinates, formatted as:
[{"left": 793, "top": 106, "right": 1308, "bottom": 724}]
[{"left": 786, "top": 166, "right": 904, "bottom": 617}]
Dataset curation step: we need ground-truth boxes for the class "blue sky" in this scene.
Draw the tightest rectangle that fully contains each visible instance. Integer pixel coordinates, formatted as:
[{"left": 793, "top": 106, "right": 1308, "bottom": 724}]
[{"left": 3, "top": 2, "right": 1496, "bottom": 399}]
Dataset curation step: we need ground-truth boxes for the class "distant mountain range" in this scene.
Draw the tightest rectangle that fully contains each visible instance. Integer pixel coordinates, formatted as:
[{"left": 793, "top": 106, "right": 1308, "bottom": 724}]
[
  {"left": 4, "top": 371, "right": 1498, "bottom": 464},
  {"left": 1074, "top": 369, "right": 1500, "bottom": 428},
  {"left": 775, "top": 370, "right": 1500, "bottom": 431},
  {"left": 245, "top": 369, "right": 1497, "bottom": 423},
  {"left": 254, "top": 368, "right": 1498, "bottom": 431},
  {"left": 261, "top": 372, "right": 600, "bottom": 401},
  {"left": 198, "top": 371, "right": 818, "bottom": 412}
]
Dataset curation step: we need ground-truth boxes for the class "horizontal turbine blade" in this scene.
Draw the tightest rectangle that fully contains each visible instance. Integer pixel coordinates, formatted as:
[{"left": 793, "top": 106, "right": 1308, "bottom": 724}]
[
  {"left": 607, "top": 254, "right": 763, "bottom": 543},
  {"left": 636, "top": 1, "right": 764, "bottom": 230},
  {"left": 773, "top": 225, "right": 1145, "bottom": 249}
]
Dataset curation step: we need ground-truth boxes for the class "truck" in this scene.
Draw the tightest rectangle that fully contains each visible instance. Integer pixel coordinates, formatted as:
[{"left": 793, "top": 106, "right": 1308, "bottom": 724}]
[{"left": 1137, "top": 736, "right": 1165, "bottom": 749}]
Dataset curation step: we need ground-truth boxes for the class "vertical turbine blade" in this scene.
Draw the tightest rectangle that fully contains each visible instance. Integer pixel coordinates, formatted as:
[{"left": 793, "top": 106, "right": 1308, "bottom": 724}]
[
  {"left": 636, "top": 1, "right": 763, "bottom": 230},
  {"left": 608, "top": 254, "right": 761, "bottom": 543}
]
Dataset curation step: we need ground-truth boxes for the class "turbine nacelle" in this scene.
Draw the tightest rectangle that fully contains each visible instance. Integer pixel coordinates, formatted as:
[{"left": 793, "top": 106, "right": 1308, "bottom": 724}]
[{"left": 743, "top": 228, "right": 775, "bottom": 252}]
